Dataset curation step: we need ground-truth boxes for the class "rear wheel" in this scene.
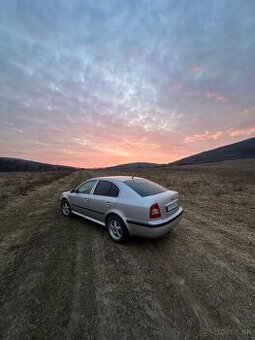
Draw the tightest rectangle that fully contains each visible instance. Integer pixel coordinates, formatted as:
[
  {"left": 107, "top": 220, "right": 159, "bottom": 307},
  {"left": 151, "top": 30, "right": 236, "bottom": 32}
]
[
  {"left": 61, "top": 199, "right": 72, "bottom": 217},
  {"left": 107, "top": 215, "right": 129, "bottom": 243}
]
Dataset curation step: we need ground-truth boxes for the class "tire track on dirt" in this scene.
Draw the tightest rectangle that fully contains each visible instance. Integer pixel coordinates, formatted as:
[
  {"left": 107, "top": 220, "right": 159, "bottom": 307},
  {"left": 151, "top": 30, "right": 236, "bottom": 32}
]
[
  {"left": 0, "top": 171, "right": 99, "bottom": 339},
  {"left": 66, "top": 225, "right": 98, "bottom": 339},
  {"left": 90, "top": 229, "right": 180, "bottom": 339},
  {"left": 121, "top": 236, "right": 220, "bottom": 339},
  {"left": 124, "top": 223, "right": 255, "bottom": 338},
  {"left": 0, "top": 224, "right": 75, "bottom": 340}
]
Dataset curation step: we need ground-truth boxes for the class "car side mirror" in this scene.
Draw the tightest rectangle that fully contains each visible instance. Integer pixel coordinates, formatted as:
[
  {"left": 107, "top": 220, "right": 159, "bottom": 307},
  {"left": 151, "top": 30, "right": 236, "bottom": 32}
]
[{"left": 70, "top": 188, "right": 76, "bottom": 193}]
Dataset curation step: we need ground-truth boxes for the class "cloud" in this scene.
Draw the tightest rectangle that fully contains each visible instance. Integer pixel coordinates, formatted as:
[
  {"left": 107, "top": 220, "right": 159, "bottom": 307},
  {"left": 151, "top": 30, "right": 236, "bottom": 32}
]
[
  {"left": 227, "top": 127, "right": 255, "bottom": 137},
  {"left": 186, "top": 126, "right": 255, "bottom": 143},
  {"left": 185, "top": 130, "right": 224, "bottom": 143},
  {"left": 0, "top": 0, "right": 255, "bottom": 166},
  {"left": 206, "top": 91, "right": 227, "bottom": 103},
  {"left": 192, "top": 65, "right": 202, "bottom": 75}
]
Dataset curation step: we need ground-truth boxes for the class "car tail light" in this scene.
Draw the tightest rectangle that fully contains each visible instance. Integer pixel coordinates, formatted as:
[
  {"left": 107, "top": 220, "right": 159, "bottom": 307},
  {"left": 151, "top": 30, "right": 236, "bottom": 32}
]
[{"left": 149, "top": 203, "right": 161, "bottom": 219}]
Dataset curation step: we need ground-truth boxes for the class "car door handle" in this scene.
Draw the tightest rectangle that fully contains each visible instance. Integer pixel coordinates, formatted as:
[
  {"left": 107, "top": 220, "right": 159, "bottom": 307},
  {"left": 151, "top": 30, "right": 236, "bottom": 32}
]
[
  {"left": 106, "top": 201, "right": 112, "bottom": 206},
  {"left": 84, "top": 198, "right": 89, "bottom": 201}
]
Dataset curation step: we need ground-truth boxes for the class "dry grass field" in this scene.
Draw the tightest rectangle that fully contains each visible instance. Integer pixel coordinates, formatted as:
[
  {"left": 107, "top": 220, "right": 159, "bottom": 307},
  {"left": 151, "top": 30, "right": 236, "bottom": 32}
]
[
  {"left": 0, "top": 171, "right": 72, "bottom": 206},
  {"left": 0, "top": 160, "right": 254, "bottom": 339}
]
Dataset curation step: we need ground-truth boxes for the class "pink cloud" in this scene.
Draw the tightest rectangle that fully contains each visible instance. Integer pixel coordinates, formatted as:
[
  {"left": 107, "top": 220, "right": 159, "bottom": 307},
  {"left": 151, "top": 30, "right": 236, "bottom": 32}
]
[
  {"left": 185, "top": 129, "right": 223, "bottom": 143},
  {"left": 171, "top": 83, "right": 182, "bottom": 91},
  {"left": 11, "top": 116, "right": 187, "bottom": 167},
  {"left": 185, "top": 126, "right": 255, "bottom": 144},
  {"left": 206, "top": 91, "right": 227, "bottom": 103},
  {"left": 227, "top": 127, "right": 255, "bottom": 137},
  {"left": 211, "top": 130, "right": 224, "bottom": 140},
  {"left": 192, "top": 65, "right": 202, "bottom": 75}
]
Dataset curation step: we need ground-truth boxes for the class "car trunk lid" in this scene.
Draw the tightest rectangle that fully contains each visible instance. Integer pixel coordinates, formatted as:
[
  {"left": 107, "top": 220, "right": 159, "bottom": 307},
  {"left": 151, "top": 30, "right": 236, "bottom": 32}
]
[{"left": 146, "top": 190, "right": 179, "bottom": 220}]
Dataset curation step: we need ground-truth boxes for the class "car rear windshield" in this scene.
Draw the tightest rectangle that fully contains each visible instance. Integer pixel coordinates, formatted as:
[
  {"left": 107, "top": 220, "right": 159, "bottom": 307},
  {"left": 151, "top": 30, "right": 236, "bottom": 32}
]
[{"left": 123, "top": 179, "right": 166, "bottom": 197}]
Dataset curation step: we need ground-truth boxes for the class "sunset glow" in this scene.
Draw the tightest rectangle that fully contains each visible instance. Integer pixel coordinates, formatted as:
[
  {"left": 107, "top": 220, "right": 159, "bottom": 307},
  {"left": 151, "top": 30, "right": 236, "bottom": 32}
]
[{"left": 0, "top": 1, "right": 254, "bottom": 167}]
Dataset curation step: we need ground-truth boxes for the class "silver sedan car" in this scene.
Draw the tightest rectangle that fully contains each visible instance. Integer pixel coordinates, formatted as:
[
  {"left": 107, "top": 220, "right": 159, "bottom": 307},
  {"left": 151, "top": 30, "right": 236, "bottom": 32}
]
[{"left": 60, "top": 176, "right": 183, "bottom": 242}]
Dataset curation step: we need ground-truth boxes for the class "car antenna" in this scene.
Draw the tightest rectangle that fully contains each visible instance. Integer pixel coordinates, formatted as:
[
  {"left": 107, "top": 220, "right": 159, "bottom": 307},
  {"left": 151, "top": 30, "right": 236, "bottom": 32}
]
[{"left": 132, "top": 174, "right": 135, "bottom": 179}]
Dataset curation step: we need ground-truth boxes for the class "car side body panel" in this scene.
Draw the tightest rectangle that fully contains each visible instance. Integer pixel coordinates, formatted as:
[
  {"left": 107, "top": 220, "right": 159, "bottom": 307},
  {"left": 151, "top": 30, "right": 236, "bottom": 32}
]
[
  {"left": 70, "top": 192, "right": 90, "bottom": 216},
  {"left": 88, "top": 194, "right": 118, "bottom": 222}
]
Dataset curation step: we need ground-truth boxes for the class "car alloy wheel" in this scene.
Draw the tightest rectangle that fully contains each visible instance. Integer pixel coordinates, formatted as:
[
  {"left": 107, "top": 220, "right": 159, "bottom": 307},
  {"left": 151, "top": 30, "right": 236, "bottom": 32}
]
[
  {"left": 107, "top": 216, "right": 129, "bottom": 243},
  {"left": 109, "top": 219, "right": 122, "bottom": 240},
  {"left": 61, "top": 200, "right": 71, "bottom": 216}
]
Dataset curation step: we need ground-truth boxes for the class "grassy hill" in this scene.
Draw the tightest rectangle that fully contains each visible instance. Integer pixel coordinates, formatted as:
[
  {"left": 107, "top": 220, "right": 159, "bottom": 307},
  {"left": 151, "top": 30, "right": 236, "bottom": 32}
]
[
  {"left": 105, "top": 137, "right": 255, "bottom": 170},
  {"left": 105, "top": 162, "right": 161, "bottom": 170},
  {"left": 0, "top": 157, "right": 79, "bottom": 172},
  {"left": 170, "top": 137, "right": 255, "bottom": 166}
]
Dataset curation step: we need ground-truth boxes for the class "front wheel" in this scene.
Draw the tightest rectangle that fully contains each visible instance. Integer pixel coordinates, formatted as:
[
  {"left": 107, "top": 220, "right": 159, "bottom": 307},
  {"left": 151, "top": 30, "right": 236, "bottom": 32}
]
[
  {"left": 107, "top": 216, "right": 129, "bottom": 243},
  {"left": 61, "top": 199, "right": 72, "bottom": 217}
]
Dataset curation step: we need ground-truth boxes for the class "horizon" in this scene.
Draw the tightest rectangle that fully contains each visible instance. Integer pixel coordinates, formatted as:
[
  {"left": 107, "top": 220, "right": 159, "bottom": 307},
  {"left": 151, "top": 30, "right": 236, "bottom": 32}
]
[
  {"left": 0, "top": 1, "right": 255, "bottom": 168},
  {"left": 1, "top": 136, "right": 253, "bottom": 168}
]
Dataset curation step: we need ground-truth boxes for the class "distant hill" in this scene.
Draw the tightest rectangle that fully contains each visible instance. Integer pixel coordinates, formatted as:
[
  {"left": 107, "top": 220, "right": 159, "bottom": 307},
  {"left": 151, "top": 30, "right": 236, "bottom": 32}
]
[
  {"left": 0, "top": 157, "right": 79, "bottom": 172},
  {"left": 170, "top": 137, "right": 255, "bottom": 166},
  {"left": 106, "top": 162, "right": 161, "bottom": 170},
  {"left": 1, "top": 137, "right": 254, "bottom": 172}
]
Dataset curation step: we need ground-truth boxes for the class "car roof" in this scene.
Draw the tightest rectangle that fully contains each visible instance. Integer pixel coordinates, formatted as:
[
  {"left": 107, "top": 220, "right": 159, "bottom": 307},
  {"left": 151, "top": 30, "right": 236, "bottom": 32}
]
[{"left": 91, "top": 176, "right": 142, "bottom": 182}]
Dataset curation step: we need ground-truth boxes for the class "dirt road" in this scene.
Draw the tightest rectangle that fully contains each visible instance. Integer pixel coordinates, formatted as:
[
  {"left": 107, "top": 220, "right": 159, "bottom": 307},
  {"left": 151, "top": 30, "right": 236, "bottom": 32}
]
[{"left": 0, "top": 166, "right": 255, "bottom": 339}]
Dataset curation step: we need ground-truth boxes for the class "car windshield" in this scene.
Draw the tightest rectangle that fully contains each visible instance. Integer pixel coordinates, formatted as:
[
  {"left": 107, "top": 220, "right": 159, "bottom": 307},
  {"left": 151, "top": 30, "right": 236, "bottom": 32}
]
[{"left": 123, "top": 178, "right": 166, "bottom": 197}]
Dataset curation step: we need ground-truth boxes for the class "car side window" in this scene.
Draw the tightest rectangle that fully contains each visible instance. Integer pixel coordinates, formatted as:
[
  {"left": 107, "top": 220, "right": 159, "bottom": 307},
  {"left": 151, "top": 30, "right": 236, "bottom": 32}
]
[
  {"left": 77, "top": 180, "right": 97, "bottom": 194},
  {"left": 93, "top": 181, "right": 119, "bottom": 197},
  {"left": 109, "top": 183, "right": 119, "bottom": 197}
]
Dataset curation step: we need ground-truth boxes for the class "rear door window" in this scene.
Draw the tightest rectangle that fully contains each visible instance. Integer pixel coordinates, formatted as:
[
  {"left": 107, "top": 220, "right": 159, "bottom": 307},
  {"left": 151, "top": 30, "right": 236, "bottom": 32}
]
[
  {"left": 109, "top": 183, "right": 119, "bottom": 197},
  {"left": 124, "top": 179, "right": 166, "bottom": 197},
  {"left": 93, "top": 181, "right": 119, "bottom": 197}
]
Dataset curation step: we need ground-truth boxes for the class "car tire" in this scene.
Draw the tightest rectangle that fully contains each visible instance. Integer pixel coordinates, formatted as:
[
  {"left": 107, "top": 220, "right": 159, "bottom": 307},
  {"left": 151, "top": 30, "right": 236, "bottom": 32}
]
[
  {"left": 61, "top": 199, "right": 72, "bottom": 217},
  {"left": 107, "top": 215, "right": 129, "bottom": 243}
]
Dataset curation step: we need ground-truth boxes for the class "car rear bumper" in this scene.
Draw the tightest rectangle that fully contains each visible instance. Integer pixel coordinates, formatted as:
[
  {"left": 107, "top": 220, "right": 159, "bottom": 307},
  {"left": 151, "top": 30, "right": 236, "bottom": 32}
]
[{"left": 126, "top": 207, "right": 183, "bottom": 238}]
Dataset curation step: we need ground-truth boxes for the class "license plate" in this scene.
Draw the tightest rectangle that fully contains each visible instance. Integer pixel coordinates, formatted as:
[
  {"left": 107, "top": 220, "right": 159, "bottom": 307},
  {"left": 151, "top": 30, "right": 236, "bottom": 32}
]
[{"left": 166, "top": 201, "right": 178, "bottom": 212}]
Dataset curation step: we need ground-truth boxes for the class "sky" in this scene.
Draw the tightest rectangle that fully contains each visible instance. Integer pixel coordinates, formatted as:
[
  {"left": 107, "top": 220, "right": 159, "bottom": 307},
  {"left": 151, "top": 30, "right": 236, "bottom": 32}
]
[{"left": 0, "top": 0, "right": 255, "bottom": 168}]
